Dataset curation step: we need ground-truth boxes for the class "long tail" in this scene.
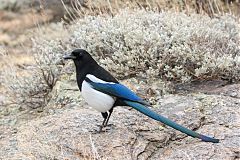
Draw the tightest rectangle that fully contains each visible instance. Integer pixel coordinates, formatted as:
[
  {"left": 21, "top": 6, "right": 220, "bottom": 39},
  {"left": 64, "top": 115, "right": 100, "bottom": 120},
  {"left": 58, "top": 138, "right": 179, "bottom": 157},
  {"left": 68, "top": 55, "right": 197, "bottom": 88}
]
[{"left": 123, "top": 100, "right": 219, "bottom": 143}]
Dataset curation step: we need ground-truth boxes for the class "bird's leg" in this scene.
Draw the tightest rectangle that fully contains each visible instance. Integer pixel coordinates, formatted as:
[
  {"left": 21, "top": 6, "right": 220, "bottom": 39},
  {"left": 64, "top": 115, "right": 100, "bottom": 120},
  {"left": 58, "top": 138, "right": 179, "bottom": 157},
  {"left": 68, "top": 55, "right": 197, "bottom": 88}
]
[
  {"left": 104, "top": 108, "right": 113, "bottom": 127},
  {"left": 99, "top": 112, "right": 108, "bottom": 132}
]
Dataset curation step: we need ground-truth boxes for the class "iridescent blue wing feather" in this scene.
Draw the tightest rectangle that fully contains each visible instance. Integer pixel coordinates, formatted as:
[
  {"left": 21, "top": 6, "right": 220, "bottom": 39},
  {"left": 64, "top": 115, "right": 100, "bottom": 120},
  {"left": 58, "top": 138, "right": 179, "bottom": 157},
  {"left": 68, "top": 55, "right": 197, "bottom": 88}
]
[{"left": 85, "top": 77, "right": 149, "bottom": 106}]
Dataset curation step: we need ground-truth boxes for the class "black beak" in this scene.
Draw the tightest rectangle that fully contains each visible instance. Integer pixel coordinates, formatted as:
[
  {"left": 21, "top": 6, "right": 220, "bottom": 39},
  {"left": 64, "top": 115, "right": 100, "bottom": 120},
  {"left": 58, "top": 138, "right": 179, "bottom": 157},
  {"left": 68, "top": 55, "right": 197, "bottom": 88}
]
[{"left": 63, "top": 54, "right": 76, "bottom": 60}]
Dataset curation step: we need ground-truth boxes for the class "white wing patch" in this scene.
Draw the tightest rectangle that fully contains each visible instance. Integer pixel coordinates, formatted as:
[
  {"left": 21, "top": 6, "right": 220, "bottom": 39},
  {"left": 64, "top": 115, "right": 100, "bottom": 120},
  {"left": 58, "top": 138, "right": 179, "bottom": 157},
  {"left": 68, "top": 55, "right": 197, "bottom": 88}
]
[
  {"left": 81, "top": 74, "right": 115, "bottom": 112},
  {"left": 86, "top": 74, "right": 115, "bottom": 84}
]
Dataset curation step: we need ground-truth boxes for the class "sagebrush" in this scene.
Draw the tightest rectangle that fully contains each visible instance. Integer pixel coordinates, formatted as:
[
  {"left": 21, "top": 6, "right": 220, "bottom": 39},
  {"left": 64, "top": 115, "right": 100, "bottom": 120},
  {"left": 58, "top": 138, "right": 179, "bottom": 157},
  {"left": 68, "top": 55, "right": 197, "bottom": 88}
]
[
  {"left": 2, "top": 39, "right": 65, "bottom": 109},
  {"left": 70, "top": 10, "right": 240, "bottom": 82}
]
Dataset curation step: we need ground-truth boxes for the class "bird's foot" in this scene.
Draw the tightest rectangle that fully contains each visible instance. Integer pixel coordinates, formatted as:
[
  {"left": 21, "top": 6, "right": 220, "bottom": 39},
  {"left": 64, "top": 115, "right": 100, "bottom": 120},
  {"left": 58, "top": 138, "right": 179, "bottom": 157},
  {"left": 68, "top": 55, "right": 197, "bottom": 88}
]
[
  {"left": 103, "top": 123, "right": 114, "bottom": 128},
  {"left": 98, "top": 125, "right": 104, "bottom": 133},
  {"left": 95, "top": 124, "right": 113, "bottom": 133}
]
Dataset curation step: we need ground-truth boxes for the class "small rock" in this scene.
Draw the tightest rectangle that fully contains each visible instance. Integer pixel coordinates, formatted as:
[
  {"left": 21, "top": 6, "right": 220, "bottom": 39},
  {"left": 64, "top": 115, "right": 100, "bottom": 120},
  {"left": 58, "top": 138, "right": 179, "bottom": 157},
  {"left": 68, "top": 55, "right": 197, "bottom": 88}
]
[{"left": 230, "top": 92, "right": 238, "bottom": 98}]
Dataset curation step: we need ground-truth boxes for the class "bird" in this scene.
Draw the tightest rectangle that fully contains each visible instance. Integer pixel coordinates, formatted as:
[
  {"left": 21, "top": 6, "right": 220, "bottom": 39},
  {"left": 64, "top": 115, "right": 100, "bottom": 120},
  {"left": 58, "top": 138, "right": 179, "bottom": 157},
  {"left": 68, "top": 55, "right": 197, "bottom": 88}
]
[{"left": 63, "top": 48, "right": 219, "bottom": 143}]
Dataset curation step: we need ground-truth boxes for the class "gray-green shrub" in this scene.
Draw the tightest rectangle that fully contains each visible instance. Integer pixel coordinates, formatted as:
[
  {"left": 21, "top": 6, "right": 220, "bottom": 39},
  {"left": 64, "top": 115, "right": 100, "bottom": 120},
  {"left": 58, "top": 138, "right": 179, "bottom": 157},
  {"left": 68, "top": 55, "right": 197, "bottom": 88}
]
[
  {"left": 70, "top": 10, "right": 240, "bottom": 82},
  {"left": 2, "top": 39, "right": 65, "bottom": 109}
]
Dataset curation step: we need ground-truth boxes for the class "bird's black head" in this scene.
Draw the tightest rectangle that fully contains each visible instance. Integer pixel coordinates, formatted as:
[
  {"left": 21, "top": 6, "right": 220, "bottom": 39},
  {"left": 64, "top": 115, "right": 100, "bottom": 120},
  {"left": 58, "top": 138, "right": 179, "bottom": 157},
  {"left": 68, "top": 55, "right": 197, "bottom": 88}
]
[
  {"left": 63, "top": 49, "right": 90, "bottom": 60},
  {"left": 63, "top": 49, "right": 97, "bottom": 70}
]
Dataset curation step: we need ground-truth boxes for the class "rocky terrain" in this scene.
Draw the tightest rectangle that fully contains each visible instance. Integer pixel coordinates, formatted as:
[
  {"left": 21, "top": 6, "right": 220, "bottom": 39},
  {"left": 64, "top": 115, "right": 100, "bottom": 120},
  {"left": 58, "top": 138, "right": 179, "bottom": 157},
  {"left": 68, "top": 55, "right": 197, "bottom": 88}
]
[
  {"left": 0, "top": 0, "right": 240, "bottom": 160},
  {"left": 1, "top": 81, "right": 240, "bottom": 159}
]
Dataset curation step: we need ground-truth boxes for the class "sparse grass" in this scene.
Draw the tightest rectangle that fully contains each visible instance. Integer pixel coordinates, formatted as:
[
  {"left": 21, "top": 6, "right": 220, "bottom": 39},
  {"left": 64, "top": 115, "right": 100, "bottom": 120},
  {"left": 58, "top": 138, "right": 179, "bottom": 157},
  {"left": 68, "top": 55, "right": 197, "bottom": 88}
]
[{"left": 68, "top": 0, "right": 240, "bottom": 18}]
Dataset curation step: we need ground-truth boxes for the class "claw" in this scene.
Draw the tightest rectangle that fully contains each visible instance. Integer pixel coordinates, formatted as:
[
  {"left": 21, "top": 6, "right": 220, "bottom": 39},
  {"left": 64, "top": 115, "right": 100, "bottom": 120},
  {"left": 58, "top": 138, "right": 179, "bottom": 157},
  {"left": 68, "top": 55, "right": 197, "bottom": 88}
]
[{"left": 98, "top": 125, "right": 104, "bottom": 133}]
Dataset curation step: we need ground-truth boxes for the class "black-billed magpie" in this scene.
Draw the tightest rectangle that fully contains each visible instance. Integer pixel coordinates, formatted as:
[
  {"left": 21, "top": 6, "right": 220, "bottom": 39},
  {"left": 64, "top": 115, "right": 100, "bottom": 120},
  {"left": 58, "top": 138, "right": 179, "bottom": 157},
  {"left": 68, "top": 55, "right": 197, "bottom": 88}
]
[{"left": 63, "top": 49, "right": 219, "bottom": 143}]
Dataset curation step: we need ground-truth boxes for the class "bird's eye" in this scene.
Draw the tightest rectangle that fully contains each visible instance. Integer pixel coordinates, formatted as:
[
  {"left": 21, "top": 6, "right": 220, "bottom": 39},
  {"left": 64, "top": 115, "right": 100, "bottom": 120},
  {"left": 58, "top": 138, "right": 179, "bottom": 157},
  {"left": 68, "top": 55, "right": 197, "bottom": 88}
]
[
  {"left": 72, "top": 52, "right": 82, "bottom": 58},
  {"left": 78, "top": 52, "right": 83, "bottom": 57}
]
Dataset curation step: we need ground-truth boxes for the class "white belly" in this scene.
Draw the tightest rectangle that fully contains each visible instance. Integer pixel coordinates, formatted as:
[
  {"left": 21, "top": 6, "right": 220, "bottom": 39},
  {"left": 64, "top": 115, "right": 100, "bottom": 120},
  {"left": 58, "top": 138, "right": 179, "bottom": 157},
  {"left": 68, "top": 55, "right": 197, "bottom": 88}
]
[{"left": 81, "top": 80, "right": 115, "bottom": 112}]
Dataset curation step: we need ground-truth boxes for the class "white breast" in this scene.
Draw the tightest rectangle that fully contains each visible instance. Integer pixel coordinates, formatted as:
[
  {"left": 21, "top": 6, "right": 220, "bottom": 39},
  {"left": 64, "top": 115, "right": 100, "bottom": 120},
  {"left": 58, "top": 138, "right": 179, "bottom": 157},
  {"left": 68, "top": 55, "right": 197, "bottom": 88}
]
[{"left": 81, "top": 74, "right": 115, "bottom": 113}]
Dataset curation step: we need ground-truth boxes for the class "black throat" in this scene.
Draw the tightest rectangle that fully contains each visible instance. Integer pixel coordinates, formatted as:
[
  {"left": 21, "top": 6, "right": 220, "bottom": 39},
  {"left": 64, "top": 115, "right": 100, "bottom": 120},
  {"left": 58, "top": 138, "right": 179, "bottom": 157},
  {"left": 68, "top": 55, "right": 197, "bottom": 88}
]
[{"left": 74, "top": 60, "right": 95, "bottom": 91}]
